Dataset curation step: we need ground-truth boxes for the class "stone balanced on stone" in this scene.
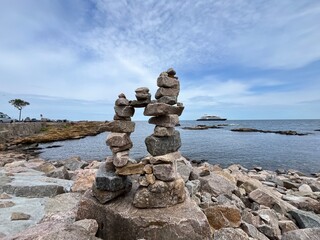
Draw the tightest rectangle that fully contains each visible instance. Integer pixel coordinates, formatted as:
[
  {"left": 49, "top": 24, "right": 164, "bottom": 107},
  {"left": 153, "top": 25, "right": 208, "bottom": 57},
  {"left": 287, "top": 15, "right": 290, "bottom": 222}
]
[
  {"left": 133, "top": 68, "right": 186, "bottom": 208},
  {"left": 92, "top": 68, "right": 187, "bottom": 208}
]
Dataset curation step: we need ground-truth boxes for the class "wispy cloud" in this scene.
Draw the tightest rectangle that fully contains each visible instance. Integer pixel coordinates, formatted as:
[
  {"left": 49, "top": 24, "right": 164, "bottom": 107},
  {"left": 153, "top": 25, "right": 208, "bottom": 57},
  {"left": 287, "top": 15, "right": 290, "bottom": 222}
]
[{"left": 0, "top": 0, "right": 319, "bottom": 120}]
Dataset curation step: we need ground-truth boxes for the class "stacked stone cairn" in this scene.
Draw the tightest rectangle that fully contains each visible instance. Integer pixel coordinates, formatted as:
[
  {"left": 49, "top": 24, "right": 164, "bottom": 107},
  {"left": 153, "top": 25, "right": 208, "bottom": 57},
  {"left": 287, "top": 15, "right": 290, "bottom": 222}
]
[
  {"left": 92, "top": 93, "right": 135, "bottom": 203},
  {"left": 92, "top": 68, "right": 187, "bottom": 209},
  {"left": 133, "top": 68, "right": 186, "bottom": 208}
]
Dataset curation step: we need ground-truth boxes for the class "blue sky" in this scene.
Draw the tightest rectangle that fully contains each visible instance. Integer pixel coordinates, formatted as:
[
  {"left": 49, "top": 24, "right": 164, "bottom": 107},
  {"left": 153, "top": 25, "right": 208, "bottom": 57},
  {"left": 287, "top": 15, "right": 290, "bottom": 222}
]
[{"left": 1, "top": 0, "right": 320, "bottom": 121}]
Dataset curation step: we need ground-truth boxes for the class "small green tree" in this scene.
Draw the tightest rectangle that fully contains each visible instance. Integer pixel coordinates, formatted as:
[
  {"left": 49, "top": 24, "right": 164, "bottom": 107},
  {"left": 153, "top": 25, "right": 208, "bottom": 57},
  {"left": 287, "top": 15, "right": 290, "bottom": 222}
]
[{"left": 9, "top": 99, "right": 30, "bottom": 121}]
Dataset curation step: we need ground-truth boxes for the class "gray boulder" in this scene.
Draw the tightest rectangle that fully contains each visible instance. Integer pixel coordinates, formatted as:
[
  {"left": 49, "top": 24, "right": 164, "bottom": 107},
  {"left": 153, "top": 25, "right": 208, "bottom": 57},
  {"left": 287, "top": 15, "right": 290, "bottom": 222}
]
[
  {"left": 200, "top": 173, "right": 237, "bottom": 197},
  {"left": 95, "top": 163, "right": 129, "bottom": 191},
  {"left": 114, "top": 105, "right": 134, "bottom": 118},
  {"left": 6, "top": 222, "right": 101, "bottom": 240},
  {"left": 204, "top": 204, "right": 241, "bottom": 230},
  {"left": 105, "top": 120, "right": 135, "bottom": 133},
  {"left": 133, "top": 178, "right": 186, "bottom": 208},
  {"left": 282, "top": 228, "right": 320, "bottom": 240},
  {"left": 76, "top": 186, "right": 212, "bottom": 240},
  {"left": 157, "top": 74, "right": 179, "bottom": 88},
  {"left": 241, "top": 222, "right": 269, "bottom": 240},
  {"left": 41, "top": 192, "right": 82, "bottom": 224},
  {"left": 289, "top": 209, "right": 320, "bottom": 228},
  {"left": 154, "top": 126, "right": 174, "bottom": 137},
  {"left": 106, "top": 133, "right": 132, "bottom": 148},
  {"left": 46, "top": 166, "right": 69, "bottom": 179},
  {"left": 155, "top": 87, "right": 180, "bottom": 99},
  {"left": 177, "top": 157, "right": 193, "bottom": 182},
  {"left": 282, "top": 194, "right": 320, "bottom": 214},
  {"left": 61, "top": 156, "right": 86, "bottom": 171},
  {"left": 144, "top": 103, "right": 184, "bottom": 116},
  {"left": 1, "top": 170, "right": 72, "bottom": 197},
  {"left": 148, "top": 114, "right": 179, "bottom": 128},
  {"left": 145, "top": 131, "right": 181, "bottom": 156},
  {"left": 153, "top": 164, "right": 175, "bottom": 181},
  {"left": 157, "top": 96, "right": 177, "bottom": 105},
  {"left": 214, "top": 227, "right": 249, "bottom": 240}
]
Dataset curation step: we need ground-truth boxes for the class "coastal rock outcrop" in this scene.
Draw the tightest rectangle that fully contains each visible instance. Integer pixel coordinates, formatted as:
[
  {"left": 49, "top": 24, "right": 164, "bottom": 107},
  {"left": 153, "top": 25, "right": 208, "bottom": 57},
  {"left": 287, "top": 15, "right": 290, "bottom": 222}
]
[
  {"left": 77, "top": 186, "right": 211, "bottom": 240},
  {"left": 231, "top": 128, "right": 308, "bottom": 136},
  {"left": 3, "top": 69, "right": 320, "bottom": 240},
  {"left": 89, "top": 68, "right": 187, "bottom": 209}
]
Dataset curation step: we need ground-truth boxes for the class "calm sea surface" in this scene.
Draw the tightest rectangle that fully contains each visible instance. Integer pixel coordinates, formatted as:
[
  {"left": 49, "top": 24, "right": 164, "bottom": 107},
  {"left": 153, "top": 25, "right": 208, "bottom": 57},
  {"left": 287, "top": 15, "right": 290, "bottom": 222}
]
[{"left": 40, "top": 120, "right": 320, "bottom": 174}]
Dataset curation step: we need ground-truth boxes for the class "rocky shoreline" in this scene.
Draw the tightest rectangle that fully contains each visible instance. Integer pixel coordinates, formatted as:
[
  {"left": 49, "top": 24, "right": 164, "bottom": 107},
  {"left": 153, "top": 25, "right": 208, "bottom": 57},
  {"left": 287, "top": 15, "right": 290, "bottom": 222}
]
[
  {"left": 0, "top": 121, "right": 109, "bottom": 152},
  {"left": 182, "top": 124, "right": 311, "bottom": 136},
  {"left": 1, "top": 150, "right": 320, "bottom": 239}
]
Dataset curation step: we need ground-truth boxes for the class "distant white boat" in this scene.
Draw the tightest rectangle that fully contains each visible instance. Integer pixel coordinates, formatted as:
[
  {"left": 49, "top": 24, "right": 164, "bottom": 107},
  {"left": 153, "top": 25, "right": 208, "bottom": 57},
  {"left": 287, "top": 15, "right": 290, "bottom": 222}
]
[{"left": 196, "top": 115, "right": 227, "bottom": 121}]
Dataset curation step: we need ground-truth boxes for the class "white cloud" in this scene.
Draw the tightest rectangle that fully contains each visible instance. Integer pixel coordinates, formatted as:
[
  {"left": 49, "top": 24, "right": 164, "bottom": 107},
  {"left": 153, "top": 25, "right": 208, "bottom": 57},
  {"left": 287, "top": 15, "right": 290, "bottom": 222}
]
[
  {"left": 1, "top": 0, "right": 320, "bottom": 120},
  {"left": 228, "top": 1, "right": 320, "bottom": 69}
]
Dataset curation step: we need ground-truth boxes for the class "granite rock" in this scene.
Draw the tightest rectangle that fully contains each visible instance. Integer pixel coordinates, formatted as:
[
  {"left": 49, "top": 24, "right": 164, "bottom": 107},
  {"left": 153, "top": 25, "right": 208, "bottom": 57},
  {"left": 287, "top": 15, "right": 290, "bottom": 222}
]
[
  {"left": 114, "top": 105, "right": 135, "bottom": 118},
  {"left": 154, "top": 126, "right": 175, "bottom": 137},
  {"left": 76, "top": 186, "right": 211, "bottom": 240},
  {"left": 92, "top": 181, "right": 132, "bottom": 204},
  {"left": 73, "top": 219, "right": 99, "bottom": 236},
  {"left": 204, "top": 204, "right": 241, "bottom": 230},
  {"left": 115, "top": 97, "right": 129, "bottom": 106},
  {"left": 200, "top": 173, "right": 237, "bottom": 197},
  {"left": 115, "top": 162, "right": 145, "bottom": 175},
  {"left": 95, "top": 163, "right": 128, "bottom": 191},
  {"left": 7, "top": 221, "right": 101, "bottom": 240},
  {"left": 278, "top": 220, "right": 299, "bottom": 234},
  {"left": 282, "top": 194, "right": 320, "bottom": 213},
  {"left": 106, "top": 120, "right": 135, "bottom": 133},
  {"left": 0, "top": 201, "right": 15, "bottom": 208},
  {"left": 155, "top": 87, "right": 180, "bottom": 99},
  {"left": 106, "top": 133, "right": 132, "bottom": 148},
  {"left": 148, "top": 151, "right": 182, "bottom": 164},
  {"left": 144, "top": 103, "right": 184, "bottom": 116},
  {"left": 46, "top": 166, "right": 69, "bottom": 180},
  {"left": 135, "top": 93, "right": 151, "bottom": 101},
  {"left": 153, "top": 163, "right": 175, "bottom": 181},
  {"left": 113, "top": 151, "right": 129, "bottom": 167},
  {"left": 133, "top": 178, "right": 186, "bottom": 208},
  {"left": 130, "top": 99, "right": 150, "bottom": 108},
  {"left": 241, "top": 222, "right": 269, "bottom": 240},
  {"left": 157, "top": 96, "right": 177, "bottom": 105},
  {"left": 177, "top": 156, "right": 193, "bottom": 182},
  {"left": 185, "top": 180, "right": 201, "bottom": 197},
  {"left": 145, "top": 131, "right": 181, "bottom": 156},
  {"left": 110, "top": 142, "right": 133, "bottom": 154},
  {"left": 157, "top": 74, "right": 179, "bottom": 88},
  {"left": 214, "top": 227, "right": 249, "bottom": 240},
  {"left": 148, "top": 114, "right": 180, "bottom": 128},
  {"left": 282, "top": 228, "right": 320, "bottom": 240},
  {"left": 61, "top": 156, "right": 87, "bottom": 171},
  {"left": 289, "top": 209, "right": 320, "bottom": 228},
  {"left": 71, "top": 169, "right": 97, "bottom": 192},
  {"left": 11, "top": 212, "right": 31, "bottom": 221}
]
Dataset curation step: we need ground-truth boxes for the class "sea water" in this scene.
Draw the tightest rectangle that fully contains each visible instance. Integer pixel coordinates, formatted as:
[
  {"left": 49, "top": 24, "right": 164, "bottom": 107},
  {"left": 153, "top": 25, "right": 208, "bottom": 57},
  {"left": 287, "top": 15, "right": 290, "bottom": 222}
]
[{"left": 39, "top": 120, "right": 320, "bottom": 174}]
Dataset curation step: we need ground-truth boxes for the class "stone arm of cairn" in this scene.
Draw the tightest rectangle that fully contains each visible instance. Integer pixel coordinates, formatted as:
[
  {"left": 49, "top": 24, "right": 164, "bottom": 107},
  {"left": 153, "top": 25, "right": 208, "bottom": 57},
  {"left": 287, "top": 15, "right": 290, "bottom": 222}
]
[{"left": 92, "top": 68, "right": 187, "bottom": 209}]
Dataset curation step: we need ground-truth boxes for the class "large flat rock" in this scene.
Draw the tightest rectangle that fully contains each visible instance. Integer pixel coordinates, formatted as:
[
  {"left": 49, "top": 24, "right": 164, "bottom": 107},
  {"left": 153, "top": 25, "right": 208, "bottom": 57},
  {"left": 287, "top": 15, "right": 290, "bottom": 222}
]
[
  {"left": 76, "top": 184, "right": 212, "bottom": 240},
  {"left": 0, "top": 168, "right": 73, "bottom": 197},
  {"left": 282, "top": 228, "right": 320, "bottom": 240},
  {"left": 0, "top": 196, "right": 46, "bottom": 237},
  {"left": 145, "top": 131, "right": 181, "bottom": 156}
]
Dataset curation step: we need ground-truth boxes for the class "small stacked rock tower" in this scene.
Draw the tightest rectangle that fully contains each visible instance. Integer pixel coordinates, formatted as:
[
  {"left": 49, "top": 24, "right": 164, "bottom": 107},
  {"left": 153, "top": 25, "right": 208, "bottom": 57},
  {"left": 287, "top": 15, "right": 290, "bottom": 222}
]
[{"left": 92, "top": 68, "right": 186, "bottom": 208}]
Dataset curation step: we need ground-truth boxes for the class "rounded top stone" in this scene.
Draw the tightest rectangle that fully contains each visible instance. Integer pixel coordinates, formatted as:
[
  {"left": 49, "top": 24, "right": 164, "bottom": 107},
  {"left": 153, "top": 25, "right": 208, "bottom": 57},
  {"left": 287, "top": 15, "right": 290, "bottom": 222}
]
[
  {"left": 118, "top": 93, "right": 126, "bottom": 98},
  {"left": 166, "top": 68, "right": 176, "bottom": 76},
  {"left": 135, "top": 87, "right": 149, "bottom": 93}
]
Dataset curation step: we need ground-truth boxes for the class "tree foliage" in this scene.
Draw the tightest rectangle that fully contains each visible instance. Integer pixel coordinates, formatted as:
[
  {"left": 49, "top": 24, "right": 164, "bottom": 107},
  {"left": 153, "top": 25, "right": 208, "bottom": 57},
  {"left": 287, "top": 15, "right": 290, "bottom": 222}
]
[{"left": 9, "top": 99, "right": 30, "bottom": 121}]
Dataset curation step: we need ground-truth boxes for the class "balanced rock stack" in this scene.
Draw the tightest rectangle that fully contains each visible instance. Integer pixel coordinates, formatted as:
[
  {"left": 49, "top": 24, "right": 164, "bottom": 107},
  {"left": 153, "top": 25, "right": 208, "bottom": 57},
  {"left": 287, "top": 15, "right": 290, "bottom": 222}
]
[
  {"left": 92, "top": 93, "right": 135, "bottom": 203},
  {"left": 130, "top": 87, "right": 151, "bottom": 108},
  {"left": 133, "top": 68, "right": 186, "bottom": 208}
]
